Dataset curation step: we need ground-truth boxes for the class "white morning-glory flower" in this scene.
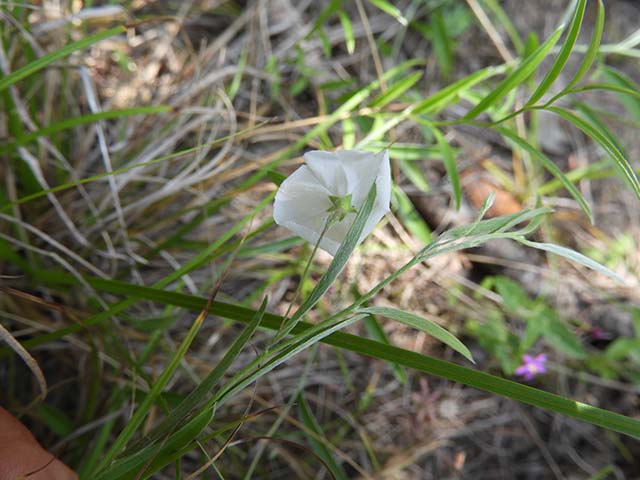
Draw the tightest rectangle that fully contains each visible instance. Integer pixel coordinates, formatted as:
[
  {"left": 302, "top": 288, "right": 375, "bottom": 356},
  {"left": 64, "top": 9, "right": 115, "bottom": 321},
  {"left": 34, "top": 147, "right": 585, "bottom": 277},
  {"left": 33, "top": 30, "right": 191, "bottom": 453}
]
[{"left": 273, "top": 149, "right": 391, "bottom": 256}]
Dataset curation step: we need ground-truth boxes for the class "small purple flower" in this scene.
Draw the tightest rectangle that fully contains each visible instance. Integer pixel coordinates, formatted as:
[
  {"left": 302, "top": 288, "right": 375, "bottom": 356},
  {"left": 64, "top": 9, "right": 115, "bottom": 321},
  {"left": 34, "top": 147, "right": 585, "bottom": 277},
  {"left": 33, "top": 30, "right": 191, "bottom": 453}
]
[
  {"left": 589, "top": 327, "right": 606, "bottom": 340},
  {"left": 514, "top": 353, "right": 547, "bottom": 381}
]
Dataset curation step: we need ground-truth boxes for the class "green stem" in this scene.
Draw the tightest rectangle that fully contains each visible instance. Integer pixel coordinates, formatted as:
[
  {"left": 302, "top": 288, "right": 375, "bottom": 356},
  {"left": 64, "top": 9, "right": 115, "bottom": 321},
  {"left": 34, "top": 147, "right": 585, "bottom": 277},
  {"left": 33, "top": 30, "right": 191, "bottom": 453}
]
[{"left": 271, "top": 214, "right": 334, "bottom": 345}]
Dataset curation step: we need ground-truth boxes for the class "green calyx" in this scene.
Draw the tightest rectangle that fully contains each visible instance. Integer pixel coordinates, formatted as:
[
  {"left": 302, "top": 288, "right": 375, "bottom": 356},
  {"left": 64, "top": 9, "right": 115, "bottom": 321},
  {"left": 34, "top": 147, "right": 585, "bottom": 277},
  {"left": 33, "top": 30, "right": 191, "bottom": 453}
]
[{"left": 327, "top": 193, "right": 358, "bottom": 223}]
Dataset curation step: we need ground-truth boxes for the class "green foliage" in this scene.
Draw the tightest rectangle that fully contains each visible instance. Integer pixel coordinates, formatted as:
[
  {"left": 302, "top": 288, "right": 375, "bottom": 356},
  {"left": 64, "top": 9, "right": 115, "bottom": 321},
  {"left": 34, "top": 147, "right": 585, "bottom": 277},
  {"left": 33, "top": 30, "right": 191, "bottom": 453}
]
[
  {"left": 297, "top": 393, "right": 349, "bottom": 480},
  {"left": 3, "top": 0, "right": 640, "bottom": 477},
  {"left": 0, "top": 25, "right": 126, "bottom": 93},
  {"left": 359, "top": 306, "right": 473, "bottom": 362},
  {"left": 526, "top": 0, "right": 586, "bottom": 105},
  {"left": 391, "top": 185, "right": 432, "bottom": 244},
  {"left": 468, "top": 275, "right": 586, "bottom": 373},
  {"left": 464, "top": 27, "right": 564, "bottom": 120}
]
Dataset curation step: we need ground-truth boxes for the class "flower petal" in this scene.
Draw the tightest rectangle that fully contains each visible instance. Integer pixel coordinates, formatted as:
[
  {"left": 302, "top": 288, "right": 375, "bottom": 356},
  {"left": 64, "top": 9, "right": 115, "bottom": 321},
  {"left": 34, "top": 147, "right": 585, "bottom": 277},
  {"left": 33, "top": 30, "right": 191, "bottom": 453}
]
[
  {"left": 303, "top": 150, "right": 350, "bottom": 196},
  {"left": 274, "top": 150, "right": 392, "bottom": 256},
  {"left": 274, "top": 165, "right": 338, "bottom": 251},
  {"left": 514, "top": 366, "right": 528, "bottom": 376},
  {"left": 326, "top": 150, "right": 392, "bottom": 247}
]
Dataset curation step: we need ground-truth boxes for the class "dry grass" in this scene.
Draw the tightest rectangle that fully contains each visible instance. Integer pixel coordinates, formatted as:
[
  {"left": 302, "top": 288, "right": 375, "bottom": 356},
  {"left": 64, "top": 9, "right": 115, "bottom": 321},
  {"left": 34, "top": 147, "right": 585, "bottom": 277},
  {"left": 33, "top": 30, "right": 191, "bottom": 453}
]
[{"left": 1, "top": 0, "right": 639, "bottom": 478}]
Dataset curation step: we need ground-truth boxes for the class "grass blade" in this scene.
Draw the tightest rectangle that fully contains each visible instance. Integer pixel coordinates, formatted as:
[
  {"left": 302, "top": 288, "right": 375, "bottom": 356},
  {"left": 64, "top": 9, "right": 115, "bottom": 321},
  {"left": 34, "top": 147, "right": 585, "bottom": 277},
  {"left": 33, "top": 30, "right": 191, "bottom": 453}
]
[
  {"left": 95, "top": 408, "right": 215, "bottom": 480},
  {"left": 362, "top": 314, "right": 408, "bottom": 383},
  {"left": 0, "top": 25, "right": 125, "bottom": 93},
  {"left": 366, "top": 0, "right": 408, "bottom": 26},
  {"left": 391, "top": 186, "right": 432, "bottom": 244},
  {"left": 527, "top": 0, "right": 586, "bottom": 105},
  {"left": 495, "top": 125, "right": 593, "bottom": 222},
  {"left": 599, "top": 65, "right": 640, "bottom": 121},
  {"left": 547, "top": 106, "right": 640, "bottom": 199},
  {"left": 571, "top": 83, "right": 640, "bottom": 102},
  {"left": 464, "top": 27, "right": 563, "bottom": 120},
  {"left": 431, "top": 125, "right": 461, "bottom": 209},
  {"left": 356, "top": 66, "right": 503, "bottom": 148},
  {"left": 413, "top": 65, "right": 503, "bottom": 114},
  {"left": 97, "top": 299, "right": 269, "bottom": 478},
  {"left": 337, "top": 10, "right": 355, "bottom": 55},
  {"left": 95, "top": 305, "right": 206, "bottom": 471},
  {"left": 430, "top": 12, "right": 454, "bottom": 79},
  {"left": 129, "top": 298, "right": 268, "bottom": 454},
  {"left": 565, "top": 0, "right": 604, "bottom": 91},
  {"left": 0, "top": 106, "right": 171, "bottom": 154},
  {"left": 25, "top": 270, "right": 640, "bottom": 439},
  {"left": 359, "top": 306, "right": 473, "bottom": 363},
  {"left": 297, "top": 394, "right": 349, "bottom": 480},
  {"left": 514, "top": 238, "right": 625, "bottom": 283},
  {"left": 370, "top": 71, "right": 423, "bottom": 108}
]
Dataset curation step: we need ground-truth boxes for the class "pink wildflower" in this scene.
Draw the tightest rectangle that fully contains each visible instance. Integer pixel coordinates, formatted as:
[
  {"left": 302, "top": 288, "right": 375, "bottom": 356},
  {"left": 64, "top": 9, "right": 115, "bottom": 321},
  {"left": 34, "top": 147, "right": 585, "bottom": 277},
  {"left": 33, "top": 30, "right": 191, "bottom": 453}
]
[
  {"left": 588, "top": 327, "right": 606, "bottom": 340},
  {"left": 514, "top": 353, "right": 547, "bottom": 381}
]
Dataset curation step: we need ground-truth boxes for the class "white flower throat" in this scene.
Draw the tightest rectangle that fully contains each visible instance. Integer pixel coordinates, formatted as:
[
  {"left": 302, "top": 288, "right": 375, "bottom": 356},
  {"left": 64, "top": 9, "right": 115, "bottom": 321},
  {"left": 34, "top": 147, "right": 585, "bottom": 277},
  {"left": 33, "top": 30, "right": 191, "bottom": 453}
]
[{"left": 273, "top": 149, "right": 391, "bottom": 256}]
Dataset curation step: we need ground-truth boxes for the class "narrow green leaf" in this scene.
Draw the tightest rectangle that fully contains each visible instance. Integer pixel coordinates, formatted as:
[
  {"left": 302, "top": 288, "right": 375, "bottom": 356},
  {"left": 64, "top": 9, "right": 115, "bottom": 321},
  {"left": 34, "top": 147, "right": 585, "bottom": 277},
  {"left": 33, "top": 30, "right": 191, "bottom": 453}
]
[
  {"left": 398, "top": 158, "right": 430, "bottom": 193},
  {"left": 565, "top": 0, "right": 604, "bottom": 91},
  {"left": 430, "top": 12, "right": 453, "bottom": 79},
  {"left": 431, "top": 126, "right": 461, "bottom": 209},
  {"left": 360, "top": 306, "right": 474, "bottom": 363},
  {"left": 357, "top": 67, "right": 502, "bottom": 148},
  {"left": 365, "top": 143, "right": 443, "bottom": 161},
  {"left": 366, "top": 0, "right": 408, "bottom": 26},
  {"left": 572, "top": 83, "right": 640, "bottom": 102},
  {"left": 96, "top": 408, "right": 215, "bottom": 480},
  {"left": 413, "top": 65, "right": 502, "bottom": 114},
  {"left": 0, "top": 26, "right": 126, "bottom": 93},
  {"left": 370, "top": 71, "right": 423, "bottom": 108},
  {"left": 536, "top": 160, "right": 609, "bottom": 196},
  {"left": 441, "top": 207, "right": 551, "bottom": 241},
  {"left": 391, "top": 186, "right": 432, "bottom": 244},
  {"left": 363, "top": 314, "right": 408, "bottom": 383},
  {"left": 27, "top": 270, "right": 640, "bottom": 439},
  {"left": 515, "top": 238, "right": 625, "bottom": 283},
  {"left": 96, "top": 308, "right": 206, "bottom": 471},
  {"left": 240, "top": 59, "right": 426, "bottom": 189},
  {"left": 463, "top": 192, "right": 496, "bottom": 237},
  {"left": 77, "top": 394, "right": 121, "bottom": 477},
  {"left": 599, "top": 65, "right": 640, "bottom": 121},
  {"left": 342, "top": 117, "right": 356, "bottom": 149},
  {"left": 275, "top": 183, "right": 377, "bottom": 341},
  {"left": 482, "top": 0, "right": 524, "bottom": 54},
  {"left": 588, "top": 466, "right": 616, "bottom": 480},
  {"left": 464, "top": 27, "right": 563, "bottom": 119},
  {"left": 527, "top": 0, "right": 586, "bottom": 105},
  {"left": 35, "top": 403, "right": 74, "bottom": 437},
  {"left": 129, "top": 298, "right": 268, "bottom": 455},
  {"left": 573, "top": 102, "right": 627, "bottom": 154},
  {"left": 0, "top": 106, "right": 171, "bottom": 154},
  {"left": 217, "top": 314, "right": 367, "bottom": 416},
  {"left": 298, "top": 394, "right": 349, "bottom": 480},
  {"left": 495, "top": 126, "right": 593, "bottom": 222},
  {"left": 309, "top": 0, "right": 342, "bottom": 35},
  {"left": 547, "top": 106, "right": 640, "bottom": 199},
  {"left": 337, "top": 10, "right": 355, "bottom": 54}
]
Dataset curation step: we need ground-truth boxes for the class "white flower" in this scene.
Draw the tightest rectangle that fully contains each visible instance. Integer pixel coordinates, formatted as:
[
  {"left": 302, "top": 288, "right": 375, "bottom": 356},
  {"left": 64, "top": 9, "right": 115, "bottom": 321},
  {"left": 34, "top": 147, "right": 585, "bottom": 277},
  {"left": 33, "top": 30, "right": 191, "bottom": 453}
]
[{"left": 274, "top": 149, "right": 391, "bottom": 256}]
